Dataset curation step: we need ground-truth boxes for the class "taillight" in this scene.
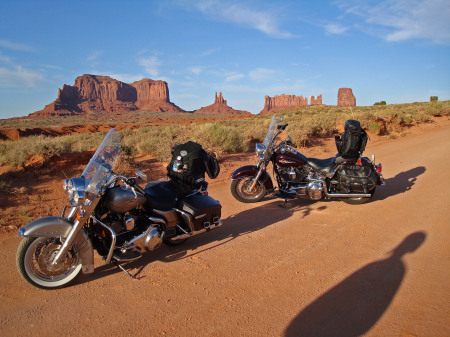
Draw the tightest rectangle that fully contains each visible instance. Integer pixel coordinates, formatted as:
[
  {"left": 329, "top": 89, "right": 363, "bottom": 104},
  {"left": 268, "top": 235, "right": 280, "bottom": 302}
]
[{"left": 376, "top": 164, "right": 382, "bottom": 173}]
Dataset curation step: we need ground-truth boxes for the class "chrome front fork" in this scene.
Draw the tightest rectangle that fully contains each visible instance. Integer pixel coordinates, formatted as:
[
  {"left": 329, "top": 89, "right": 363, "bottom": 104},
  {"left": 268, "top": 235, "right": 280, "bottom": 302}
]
[
  {"left": 51, "top": 202, "right": 96, "bottom": 266},
  {"left": 249, "top": 164, "right": 266, "bottom": 192}
]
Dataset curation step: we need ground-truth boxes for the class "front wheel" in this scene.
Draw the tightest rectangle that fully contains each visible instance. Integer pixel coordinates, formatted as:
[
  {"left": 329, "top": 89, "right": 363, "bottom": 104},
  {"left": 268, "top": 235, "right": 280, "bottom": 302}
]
[
  {"left": 16, "top": 237, "right": 82, "bottom": 289},
  {"left": 230, "top": 178, "right": 267, "bottom": 203}
]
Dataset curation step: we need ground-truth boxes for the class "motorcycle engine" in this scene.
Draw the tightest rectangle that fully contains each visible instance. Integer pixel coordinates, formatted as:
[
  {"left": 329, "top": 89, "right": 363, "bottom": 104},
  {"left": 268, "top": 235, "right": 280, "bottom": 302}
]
[{"left": 277, "top": 165, "right": 309, "bottom": 185}]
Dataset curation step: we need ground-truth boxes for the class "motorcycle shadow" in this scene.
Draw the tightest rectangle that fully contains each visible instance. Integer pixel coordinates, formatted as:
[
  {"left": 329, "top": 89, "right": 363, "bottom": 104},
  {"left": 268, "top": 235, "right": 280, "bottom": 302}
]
[
  {"left": 373, "top": 166, "right": 426, "bottom": 201},
  {"left": 76, "top": 199, "right": 325, "bottom": 285}
]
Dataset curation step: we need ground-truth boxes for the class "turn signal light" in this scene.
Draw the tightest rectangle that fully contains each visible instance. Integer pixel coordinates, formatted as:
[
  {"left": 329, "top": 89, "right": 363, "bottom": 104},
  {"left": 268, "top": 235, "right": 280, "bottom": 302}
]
[{"left": 376, "top": 164, "right": 382, "bottom": 173}]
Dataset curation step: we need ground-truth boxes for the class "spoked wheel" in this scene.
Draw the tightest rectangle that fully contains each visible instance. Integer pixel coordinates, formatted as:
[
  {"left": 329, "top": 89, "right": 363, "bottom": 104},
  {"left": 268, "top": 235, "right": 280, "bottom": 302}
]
[
  {"left": 230, "top": 178, "right": 267, "bottom": 203},
  {"left": 341, "top": 188, "right": 376, "bottom": 205},
  {"left": 16, "top": 237, "right": 82, "bottom": 289}
]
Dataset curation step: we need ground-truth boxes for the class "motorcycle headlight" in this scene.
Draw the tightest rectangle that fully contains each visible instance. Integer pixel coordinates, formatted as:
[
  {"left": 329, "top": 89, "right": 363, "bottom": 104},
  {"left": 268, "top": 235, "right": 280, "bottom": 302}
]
[
  {"left": 66, "top": 177, "right": 87, "bottom": 206},
  {"left": 63, "top": 179, "right": 72, "bottom": 192},
  {"left": 256, "top": 143, "right": 266, "bottom": 159},
  {"left": 73, "top": 191, "right": 85, "bottom": 205}
]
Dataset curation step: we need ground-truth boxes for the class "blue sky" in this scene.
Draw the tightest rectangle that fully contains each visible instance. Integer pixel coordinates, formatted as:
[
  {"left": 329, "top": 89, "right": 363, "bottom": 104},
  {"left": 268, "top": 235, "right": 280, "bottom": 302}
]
[{"left": 0, "top": 0, "right": 449, "bottom": 118}]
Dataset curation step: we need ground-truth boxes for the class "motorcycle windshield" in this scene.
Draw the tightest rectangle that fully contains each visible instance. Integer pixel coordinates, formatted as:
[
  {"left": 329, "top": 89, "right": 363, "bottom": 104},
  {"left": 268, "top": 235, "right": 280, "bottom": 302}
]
[
  {"left": 263, "top": 115, "right": 279, "bottom": 149},
  {"left": 82, "top": 128, "right": 121, "bottom": 197}
]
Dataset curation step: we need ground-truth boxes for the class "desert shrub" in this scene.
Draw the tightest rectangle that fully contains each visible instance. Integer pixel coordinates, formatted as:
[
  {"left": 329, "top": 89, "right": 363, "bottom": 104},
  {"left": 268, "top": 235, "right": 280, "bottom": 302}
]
[
  {"left": 368, "top": 121, "right": 381, "bottom": 134},
  {"left": 191, "top": 123, "right": 248, "bottom": 154},
  {"left": 430, "top": 96, "right": 438, "bottom": 102}
]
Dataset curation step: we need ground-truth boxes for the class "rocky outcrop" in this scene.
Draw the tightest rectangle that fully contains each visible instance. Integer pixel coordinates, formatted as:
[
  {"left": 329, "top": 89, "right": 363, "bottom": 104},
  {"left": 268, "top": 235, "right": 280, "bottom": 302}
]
[
  {"left": 337, "top": 88, "right": 356, "bottom": 107},
  {"left": 310, "top": 95, "right": 322, "bottom": 105},
  {"left": 194, "top": 92, "right": 250, "bottom": 115},
  {"left": 30, "top": 74, "right": 185, "bottom": 117},
  {"left": 259, "top": 94, "right": 311, "bottom": 114}
]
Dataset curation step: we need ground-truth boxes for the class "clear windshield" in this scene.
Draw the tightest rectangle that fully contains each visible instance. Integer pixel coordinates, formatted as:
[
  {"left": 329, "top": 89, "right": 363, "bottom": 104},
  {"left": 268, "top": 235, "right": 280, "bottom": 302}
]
[
  {"left": 263, "top": 115, "right": 279, "bottom": 148},
  {"left": 82, "top": 128, "right": 121, "bottom": 197}
]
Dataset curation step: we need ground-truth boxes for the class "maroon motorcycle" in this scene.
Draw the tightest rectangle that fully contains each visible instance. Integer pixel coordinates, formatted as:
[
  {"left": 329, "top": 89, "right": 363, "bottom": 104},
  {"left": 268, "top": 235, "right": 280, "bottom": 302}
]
[{"left": 230, "top": 115, "right": 384, "bottom": 204}]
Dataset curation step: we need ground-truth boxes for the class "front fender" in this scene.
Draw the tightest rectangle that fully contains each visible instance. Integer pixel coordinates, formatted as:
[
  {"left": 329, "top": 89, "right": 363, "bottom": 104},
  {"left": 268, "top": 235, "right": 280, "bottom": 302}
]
[
  {"left": 231, "top": 165, "right": 274, "bottom": 192},
  {"left": 18, "top": 216, "right": 94, "bottom": 274}
]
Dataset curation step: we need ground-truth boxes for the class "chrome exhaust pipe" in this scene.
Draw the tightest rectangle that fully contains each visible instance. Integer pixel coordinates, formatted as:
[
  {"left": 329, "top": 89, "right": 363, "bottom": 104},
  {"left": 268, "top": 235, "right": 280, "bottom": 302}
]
[
  {"left": 327, "top": 193, "right": 372, "bottom": 198},
  {"left": 170, "top": 220, "right": 223, "bottom": 241}
]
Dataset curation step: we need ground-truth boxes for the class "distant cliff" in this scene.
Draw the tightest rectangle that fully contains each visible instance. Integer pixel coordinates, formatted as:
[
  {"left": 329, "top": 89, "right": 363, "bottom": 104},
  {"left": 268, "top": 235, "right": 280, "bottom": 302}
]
[
  {"left": 30, "top": 74, "right": 185, "bottom": 117},
  {"left": 337, "top": 88, "right": 356, "bottom": 107},
  {"left": 194, "top": 92, "right": 250, "bottom": 115},
  {"left": 260, "top": 93, "right": 322, "bottom": 114}
]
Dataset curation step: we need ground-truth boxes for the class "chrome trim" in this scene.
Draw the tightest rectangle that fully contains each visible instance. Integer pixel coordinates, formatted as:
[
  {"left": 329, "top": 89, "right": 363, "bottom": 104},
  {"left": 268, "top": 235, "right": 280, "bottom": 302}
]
[
  {"left": 148, "top": 216, "right": 165, "bottom": 224},
  {"left": 169, "top": 220, "right": 223, "bottom": 241},
  {"left": 327, "top": 193, "right": 372, "bottom": 198},
  {"left": 173, "top": 208, "right": 195, "bottom": 233},
  {"left": 90, "top": 215, "right": 117, "bottom": 264}
]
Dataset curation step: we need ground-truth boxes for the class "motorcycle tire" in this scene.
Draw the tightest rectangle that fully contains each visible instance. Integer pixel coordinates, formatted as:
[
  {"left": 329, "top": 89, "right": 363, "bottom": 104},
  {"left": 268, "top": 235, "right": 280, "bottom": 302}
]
[
  {"left": 16, "top": 236, "right": 82, "bottom": 289},
  {"left": 163, "top": 238, "right": 188, "bottom": 246},
  {"left": 230, "top": 178, "right": 266, "bottom": 203}
]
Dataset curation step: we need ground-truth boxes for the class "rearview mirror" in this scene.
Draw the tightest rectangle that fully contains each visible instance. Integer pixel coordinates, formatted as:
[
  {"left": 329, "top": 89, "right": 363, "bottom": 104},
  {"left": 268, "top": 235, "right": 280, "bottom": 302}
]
[{"left": 136, "top": 170, "right": 147, "bottom": 182}]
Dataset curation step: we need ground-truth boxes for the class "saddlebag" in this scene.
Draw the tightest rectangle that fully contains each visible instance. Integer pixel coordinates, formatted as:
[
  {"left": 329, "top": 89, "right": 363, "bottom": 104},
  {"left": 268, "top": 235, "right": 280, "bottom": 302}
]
[
  {"left": 167, "top": 141, "right": 220, "bottom": 189},
  {"left": 335, "top": 120, "right": 368, "bottom": 159},
  {"left": 335, "top": 162, "right": 377, "bottom": 194},
  {"left": 180, "top": 195, "right": 222, "bottom": 232}
]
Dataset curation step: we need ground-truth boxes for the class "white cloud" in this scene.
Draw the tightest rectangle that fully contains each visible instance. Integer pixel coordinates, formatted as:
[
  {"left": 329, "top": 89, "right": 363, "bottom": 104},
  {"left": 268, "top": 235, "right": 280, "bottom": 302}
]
[
  {"left": 199, "top": 48, "right": 221, "bottom": 57},
  {"left": 249, "top": 68, "right": 276, "bottom": 82},
  {"left": 335, "top": 0, "right": 450, "bottom": 44},
  {"left": 189, "top": 66, "right": 203, "bottom": 75},
  {"left": 324, "top": 23, "right": 348, "bottom": 35},
  {"left": 225, "top": 73, "right": 245, "bottom": 82},
  {"left": 139, "top": 55, "right": 162, "bottom": 77},
  {"left": 0, "top": 65, "right": 44, "bottom": 87},
  {"left": 86, "top": 50, "right": 103, "bottom": 65},
  {"left": 191, "top": 0, "right": 295, "bottom": 39},
  {"left": 0, "top": 39, "right": 33, "bottom": 51}
]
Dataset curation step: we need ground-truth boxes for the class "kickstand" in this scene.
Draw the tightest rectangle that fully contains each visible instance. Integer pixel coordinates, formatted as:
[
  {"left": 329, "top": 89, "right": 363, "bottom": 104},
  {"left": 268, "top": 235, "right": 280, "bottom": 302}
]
[
  {"left": 278, "top": 199, "right": 288, "bottom": 208},
  {"left": 112, "top": 259, "right": 137, "bottom": 279}
]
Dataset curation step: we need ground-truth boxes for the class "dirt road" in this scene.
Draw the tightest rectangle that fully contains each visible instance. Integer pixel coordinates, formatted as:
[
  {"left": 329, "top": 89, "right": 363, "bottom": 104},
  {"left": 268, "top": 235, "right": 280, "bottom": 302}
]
[{"left": 1, "top": 124, "right": 449, "bottom": 337}]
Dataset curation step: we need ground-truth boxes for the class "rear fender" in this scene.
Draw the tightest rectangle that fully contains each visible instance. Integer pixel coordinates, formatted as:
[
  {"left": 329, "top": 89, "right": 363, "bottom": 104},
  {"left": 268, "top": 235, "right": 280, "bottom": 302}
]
[
  {"left": 231, "top": 165, "right": 274, "bottom": 192},
  {"left": 18, "top": 216, "right": 94, "bottom": 274}
]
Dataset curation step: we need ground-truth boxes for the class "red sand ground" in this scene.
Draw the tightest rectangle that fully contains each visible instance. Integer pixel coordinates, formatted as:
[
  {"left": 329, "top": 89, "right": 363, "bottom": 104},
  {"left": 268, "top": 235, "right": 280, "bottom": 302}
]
[{"left": 0, "top": 118, "right": 449, "bottom": 336}]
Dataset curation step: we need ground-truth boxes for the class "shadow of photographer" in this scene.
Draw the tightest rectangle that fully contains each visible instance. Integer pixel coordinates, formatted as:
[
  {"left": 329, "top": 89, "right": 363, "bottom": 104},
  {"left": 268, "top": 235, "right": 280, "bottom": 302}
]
[{"left": 284, "top": 231, "right": 426, "bottom": 337}]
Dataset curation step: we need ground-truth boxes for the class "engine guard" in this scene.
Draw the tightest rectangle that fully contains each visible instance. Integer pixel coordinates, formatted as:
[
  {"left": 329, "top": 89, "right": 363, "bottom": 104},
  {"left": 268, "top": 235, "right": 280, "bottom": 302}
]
[
  {"left": 230, "top": 165, "right": 274, "bottom": 192},
  {"left": 18, "top": 216, "right": 94, "bottom": 274}
]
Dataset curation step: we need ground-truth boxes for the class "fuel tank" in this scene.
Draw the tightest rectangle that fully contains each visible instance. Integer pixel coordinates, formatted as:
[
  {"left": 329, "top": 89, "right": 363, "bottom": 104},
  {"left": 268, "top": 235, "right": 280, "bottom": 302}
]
[
  {"left": 103, "top": 185, "right": 147, "bottom": 213},
  {"left": 275, "top": 152, "right": 307, "bottom": 167}
]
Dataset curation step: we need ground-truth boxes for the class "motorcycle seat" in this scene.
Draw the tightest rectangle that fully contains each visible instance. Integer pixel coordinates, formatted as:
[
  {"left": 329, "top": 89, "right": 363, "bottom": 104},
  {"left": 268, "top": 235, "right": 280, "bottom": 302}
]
[
  {"left": 144, "top": 181, "right": 183, "bottom": 211},
  {"left": 306, "top": 156, "right": 337, "bottom": 173}
]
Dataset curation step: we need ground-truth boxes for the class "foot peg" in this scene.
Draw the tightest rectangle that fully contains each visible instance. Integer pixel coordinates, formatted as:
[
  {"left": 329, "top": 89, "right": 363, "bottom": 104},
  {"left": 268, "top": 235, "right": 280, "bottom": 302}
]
[{"left": 112, "top": 250, "right": 141, "bottom": 262}]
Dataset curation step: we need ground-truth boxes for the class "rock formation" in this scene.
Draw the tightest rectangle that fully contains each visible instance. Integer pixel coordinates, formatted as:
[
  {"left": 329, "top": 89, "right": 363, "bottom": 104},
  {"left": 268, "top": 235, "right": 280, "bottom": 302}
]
[
  {"left": 259, "top": 94, "right": 312, "bottom": 114},
  {"left": 194, "top": 92, "right": 250, "bottom": 115},
  {"left": 310, "top": 95, "right": 322, "bottom": 105},
  {"left": 337, "top": 88, "right": 356, "bottom": 107},
  {"left": 30, "top": 74, "right": 185, "bottom": 117}
]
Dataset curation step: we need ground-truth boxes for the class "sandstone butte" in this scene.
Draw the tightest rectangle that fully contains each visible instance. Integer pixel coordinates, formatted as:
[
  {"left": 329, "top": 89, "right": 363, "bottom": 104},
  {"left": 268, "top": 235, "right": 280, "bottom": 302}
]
[
  {"left": 259, "top": 93, "right": 322, "bottom": 114},
  {"left": 194, "top": 92, "right": 250, "bottom": 115},
  {"left": 29, "top": 74, "right": 186, "bottom": 117},
  {"left": 337, "top": 88, "right": 356, "bottom": 107}
]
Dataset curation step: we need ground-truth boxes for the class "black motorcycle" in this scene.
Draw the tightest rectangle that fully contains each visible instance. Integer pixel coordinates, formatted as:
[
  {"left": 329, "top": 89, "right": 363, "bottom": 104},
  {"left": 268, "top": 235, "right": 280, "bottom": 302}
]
[
  {"left": 16, "top": 129, "right": 221, "bottom": 289},
  {"left": 230, "top": 115, "right": 384, "bottom": 204}
]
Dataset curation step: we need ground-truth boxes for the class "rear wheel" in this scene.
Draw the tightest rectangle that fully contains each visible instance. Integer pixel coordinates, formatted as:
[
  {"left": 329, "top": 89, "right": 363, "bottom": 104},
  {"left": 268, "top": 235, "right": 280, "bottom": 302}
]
[
  {"left": 230, "top": 178, "right": 267, "bottom": 203},
  {"left": 16, "top": 237, "right": 82, "bottom": 289},
  {"left": 163, "top": 238, "right": 188, "bottom": 246}
]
